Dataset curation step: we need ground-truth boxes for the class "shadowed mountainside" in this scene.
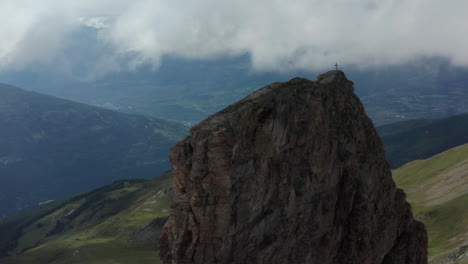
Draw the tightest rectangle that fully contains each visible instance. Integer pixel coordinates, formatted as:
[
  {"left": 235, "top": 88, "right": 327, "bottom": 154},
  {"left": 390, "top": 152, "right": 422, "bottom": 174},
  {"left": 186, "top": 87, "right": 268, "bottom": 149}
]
[
  {"left": 378, "top": 113, "right": 468, "bottom": 168},
  {"left": 0, "top": 83, "right": 186, "bottom": 217}
]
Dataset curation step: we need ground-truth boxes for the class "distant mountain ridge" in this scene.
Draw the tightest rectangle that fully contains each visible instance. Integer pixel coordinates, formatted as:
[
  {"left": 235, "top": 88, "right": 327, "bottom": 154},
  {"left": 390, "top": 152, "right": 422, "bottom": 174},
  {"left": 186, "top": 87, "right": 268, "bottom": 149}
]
[
  {"left": 378, "top": 113, "right": 468, "bottom": 168},
  {"left": 0, "top": 83, "right": 186, "bottom": 217},
  {"left": 2, "top": 56, "right": 466, "bottom": 126}
]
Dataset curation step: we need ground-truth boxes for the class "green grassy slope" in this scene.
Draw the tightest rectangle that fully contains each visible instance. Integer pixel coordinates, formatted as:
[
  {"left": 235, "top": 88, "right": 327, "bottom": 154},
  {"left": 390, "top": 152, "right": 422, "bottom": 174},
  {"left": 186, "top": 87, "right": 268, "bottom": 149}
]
[
  {"left": 393, "top": 144, "right": 468, "bottom": 263},
  {"left": 378, "top": 113, "right": 468, "bottom": 168},
  {"left": 0, "top": 171, "right": 174, "bottom": 264},
  {"left": 0, "top": 83, "right": 186, "bottom": 217}
]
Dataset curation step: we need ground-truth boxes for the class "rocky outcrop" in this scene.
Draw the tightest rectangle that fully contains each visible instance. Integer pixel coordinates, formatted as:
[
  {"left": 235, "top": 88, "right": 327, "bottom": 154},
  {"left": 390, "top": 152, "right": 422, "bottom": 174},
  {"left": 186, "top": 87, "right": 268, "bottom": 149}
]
[{"left": 160, "top": 71, "right": 428, "bottom": 264}]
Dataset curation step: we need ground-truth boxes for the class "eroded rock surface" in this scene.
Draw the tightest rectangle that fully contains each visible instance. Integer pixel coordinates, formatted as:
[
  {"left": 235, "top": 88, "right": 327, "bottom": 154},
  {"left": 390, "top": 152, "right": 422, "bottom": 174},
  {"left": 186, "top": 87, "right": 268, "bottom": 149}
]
[{"left": 160, "top": 71, "right": 428, "bottom": 264}]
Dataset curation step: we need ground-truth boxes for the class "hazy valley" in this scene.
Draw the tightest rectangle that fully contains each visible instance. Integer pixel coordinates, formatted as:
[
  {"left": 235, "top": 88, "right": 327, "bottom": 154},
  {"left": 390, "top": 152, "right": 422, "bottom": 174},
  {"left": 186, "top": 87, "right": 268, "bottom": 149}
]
[{"left": 2, "top": 57, "right": 467, "bottom": 127}]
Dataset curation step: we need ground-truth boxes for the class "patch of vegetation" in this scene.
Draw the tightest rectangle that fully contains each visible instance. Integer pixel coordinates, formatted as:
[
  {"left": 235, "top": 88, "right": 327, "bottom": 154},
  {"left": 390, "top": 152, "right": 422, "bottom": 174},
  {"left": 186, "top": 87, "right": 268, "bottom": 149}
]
[
  {"left": 393, "top": 144, "right": 468, "bottom": 259},
  {"left": 392, "top": 143, "right": 468, "bottom": 189},
  {"left": 420, "top": 194, "right": 468, "bottom": 256},
  {"left": 0, "top": 171, "right": 173, "bottom": 264}
]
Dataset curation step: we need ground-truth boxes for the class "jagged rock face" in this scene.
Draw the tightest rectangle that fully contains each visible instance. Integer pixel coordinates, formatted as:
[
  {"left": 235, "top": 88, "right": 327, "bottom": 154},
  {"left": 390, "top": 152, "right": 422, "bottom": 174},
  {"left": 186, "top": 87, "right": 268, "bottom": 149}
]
[{"left": 160, "top": 71, "right": 428, "bottom": 264}]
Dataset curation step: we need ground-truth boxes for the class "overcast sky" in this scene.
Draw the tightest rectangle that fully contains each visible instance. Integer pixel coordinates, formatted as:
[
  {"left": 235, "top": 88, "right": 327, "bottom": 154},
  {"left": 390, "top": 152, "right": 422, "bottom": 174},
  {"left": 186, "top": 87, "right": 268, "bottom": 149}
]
[{"left": 1, "top": 0, "right": 467, "bottom": 74}]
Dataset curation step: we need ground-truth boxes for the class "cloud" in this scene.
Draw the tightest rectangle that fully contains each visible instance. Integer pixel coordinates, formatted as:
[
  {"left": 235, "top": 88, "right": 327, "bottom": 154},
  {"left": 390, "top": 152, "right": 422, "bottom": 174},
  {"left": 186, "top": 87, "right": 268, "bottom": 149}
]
[
  {"left": 0, "top": 0, "right": 127, "bottom": 71},
  {"left": 1, "top": 0, "right": 468, "bottom": 74}
]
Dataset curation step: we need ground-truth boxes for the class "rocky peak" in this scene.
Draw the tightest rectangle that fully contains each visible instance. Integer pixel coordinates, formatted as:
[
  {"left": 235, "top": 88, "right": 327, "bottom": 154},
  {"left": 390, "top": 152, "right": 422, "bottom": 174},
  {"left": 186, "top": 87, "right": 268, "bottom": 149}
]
[
  {"left": 160, "top": 72, "right": 427, "bottom": 264},
  {"left": 317, "top": 70, "right": 353, "bottom": 86}
]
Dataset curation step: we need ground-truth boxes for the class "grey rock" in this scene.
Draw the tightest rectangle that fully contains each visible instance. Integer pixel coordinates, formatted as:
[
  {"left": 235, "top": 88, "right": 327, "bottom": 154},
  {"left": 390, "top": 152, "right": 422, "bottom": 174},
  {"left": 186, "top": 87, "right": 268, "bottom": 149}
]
[{"left": 160, "top": 71, "right": 428, "bottom": 264}]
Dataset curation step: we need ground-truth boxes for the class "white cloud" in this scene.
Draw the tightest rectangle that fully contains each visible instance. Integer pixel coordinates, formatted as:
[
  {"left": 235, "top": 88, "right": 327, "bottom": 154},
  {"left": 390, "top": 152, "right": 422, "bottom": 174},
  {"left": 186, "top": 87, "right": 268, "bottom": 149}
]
[
  {"left": 79, "top": 17, "right": 111, "bottom": 29},
  {"left": 0, "top": 0, "right": 467, "bottom": 73}
]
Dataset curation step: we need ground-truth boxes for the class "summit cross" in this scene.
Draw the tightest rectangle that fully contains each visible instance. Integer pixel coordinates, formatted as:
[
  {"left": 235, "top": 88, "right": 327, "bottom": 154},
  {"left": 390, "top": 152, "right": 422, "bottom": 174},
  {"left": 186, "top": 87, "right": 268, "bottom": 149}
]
[{"left": 334, "top": 63, "right": 339, "bottom": 70}]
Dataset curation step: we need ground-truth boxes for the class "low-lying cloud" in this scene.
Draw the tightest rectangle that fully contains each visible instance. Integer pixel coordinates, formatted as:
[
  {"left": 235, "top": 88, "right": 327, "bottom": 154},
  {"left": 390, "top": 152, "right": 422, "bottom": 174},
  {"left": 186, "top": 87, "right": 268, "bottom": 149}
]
[{"left": 1, "top": 0, "right": 468, "bottom": 74}]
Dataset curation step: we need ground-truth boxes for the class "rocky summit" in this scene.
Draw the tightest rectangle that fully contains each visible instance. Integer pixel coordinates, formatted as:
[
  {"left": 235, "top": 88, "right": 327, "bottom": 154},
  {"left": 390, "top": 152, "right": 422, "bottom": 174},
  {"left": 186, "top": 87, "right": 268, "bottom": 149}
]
[{"left": 160, "top": 71, "right": 428, "bottom": 264}]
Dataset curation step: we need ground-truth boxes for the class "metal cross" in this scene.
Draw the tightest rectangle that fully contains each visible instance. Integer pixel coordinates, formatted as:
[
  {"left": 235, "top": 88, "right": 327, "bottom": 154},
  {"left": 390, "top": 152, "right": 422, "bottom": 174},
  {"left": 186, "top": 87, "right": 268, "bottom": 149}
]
[{"left": 334, "top": 63, "right": 339, "bottom": 70}]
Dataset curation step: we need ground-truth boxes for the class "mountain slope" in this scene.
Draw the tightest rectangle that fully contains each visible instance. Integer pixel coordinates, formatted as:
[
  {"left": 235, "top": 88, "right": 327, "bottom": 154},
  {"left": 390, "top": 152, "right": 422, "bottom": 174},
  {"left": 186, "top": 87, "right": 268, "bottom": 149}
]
[
  {"left": 393, "top": 144, "right": 468, "bottom": 263},
  {"left": 378, "top": 113, "right": 468, "bottom": 168},
  {"left": 0, "top": 83, "right": 186, "bottom": 217},
  {"left": 0, "top": 171, "right": 173, "bottom": 264}
]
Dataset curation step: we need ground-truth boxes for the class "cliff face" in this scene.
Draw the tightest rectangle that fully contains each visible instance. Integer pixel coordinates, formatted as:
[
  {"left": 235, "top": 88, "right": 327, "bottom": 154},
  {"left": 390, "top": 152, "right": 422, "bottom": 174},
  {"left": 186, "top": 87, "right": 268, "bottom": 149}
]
[{"left": 160, "top": 71, "right": 428, "bottom": 264}]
